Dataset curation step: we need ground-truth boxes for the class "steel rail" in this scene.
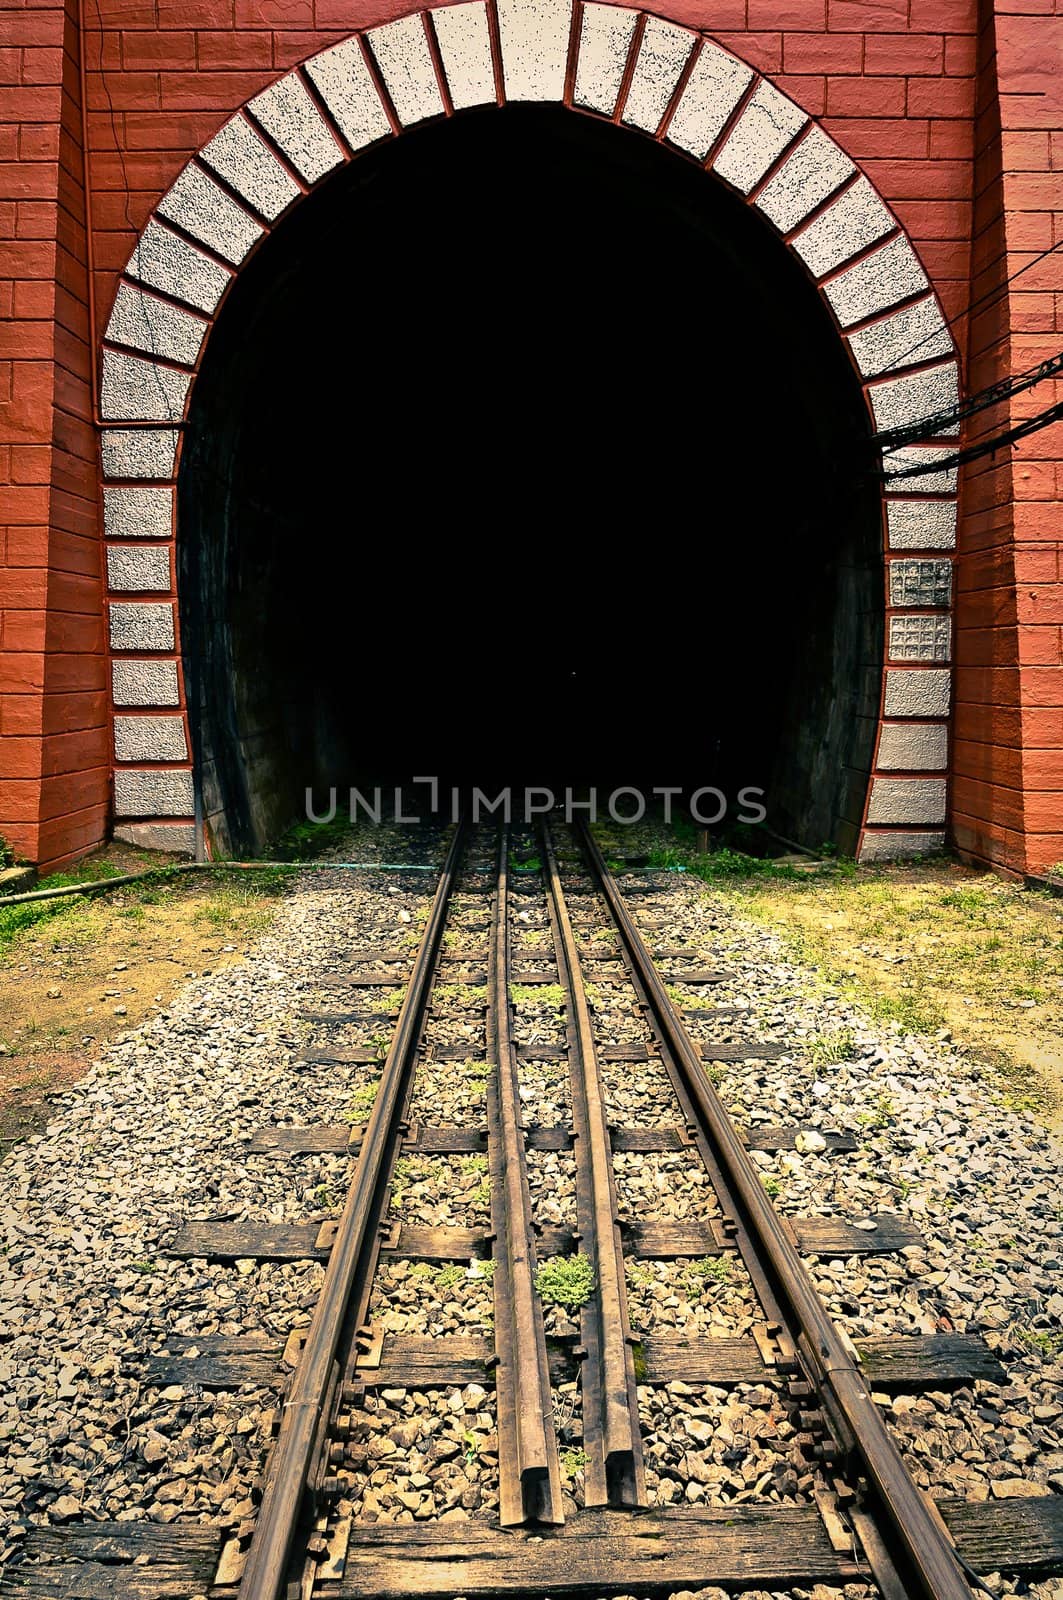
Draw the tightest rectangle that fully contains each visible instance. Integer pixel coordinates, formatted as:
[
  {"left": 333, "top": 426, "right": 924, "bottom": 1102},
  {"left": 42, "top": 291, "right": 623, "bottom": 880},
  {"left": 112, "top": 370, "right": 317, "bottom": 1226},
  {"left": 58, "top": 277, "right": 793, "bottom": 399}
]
[
  {"left": 541, "top": 826, "right": 645, "bottom": 1510},
  {"left": 238, "top": 823, "right": 466, "bottom": 1600},
  {"left": 575, "top": 820, "right": 973, "bottom": 1600},
  {"left": 487, "top": 830, "right": 566, "bottom": 1527}
]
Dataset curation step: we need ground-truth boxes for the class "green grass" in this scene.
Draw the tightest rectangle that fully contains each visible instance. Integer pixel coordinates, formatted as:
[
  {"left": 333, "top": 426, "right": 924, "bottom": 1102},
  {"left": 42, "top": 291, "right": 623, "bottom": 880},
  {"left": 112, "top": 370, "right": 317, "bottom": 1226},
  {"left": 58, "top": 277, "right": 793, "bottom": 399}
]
[
  {"left": 806, "top": 1028, "right": 857, "bottom": 1065},
  {"left": 560, "top": 1448, "right": 588, "bottom": 1479},
  {"left": 535, "top": 1253, "right": 595, "bottom": 1310},
  {"left": 343, "top": 1081, "right": 379, "bottom": 1122},
  {"left": 270, "top": 814, "right": 354, "bottom": 861},
  {"left": 511, "top": 983, "right": 566, "bottom": 1011},
  {"left": 683, "top": 1255, "right": 732, "bottom": 1292}
]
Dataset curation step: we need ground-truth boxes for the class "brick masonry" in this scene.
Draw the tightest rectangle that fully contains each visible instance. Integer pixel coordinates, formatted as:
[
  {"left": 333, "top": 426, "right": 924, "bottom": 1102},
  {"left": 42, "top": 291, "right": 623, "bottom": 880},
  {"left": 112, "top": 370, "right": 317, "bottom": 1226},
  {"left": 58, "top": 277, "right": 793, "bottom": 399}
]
[{"left": 0, "top": 0, "right": 1059, "bottom": 873}]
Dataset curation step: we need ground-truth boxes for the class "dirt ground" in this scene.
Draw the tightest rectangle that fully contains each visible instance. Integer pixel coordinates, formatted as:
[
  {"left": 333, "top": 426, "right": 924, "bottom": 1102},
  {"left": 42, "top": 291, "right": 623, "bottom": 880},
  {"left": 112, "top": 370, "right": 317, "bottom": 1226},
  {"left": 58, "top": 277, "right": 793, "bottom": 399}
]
[
  {"left": 719, "top": 859, "right": 1063, "bottom": 1132},
  {"left": 0, "top": 846, "right": 292, "bottom": 1146}
]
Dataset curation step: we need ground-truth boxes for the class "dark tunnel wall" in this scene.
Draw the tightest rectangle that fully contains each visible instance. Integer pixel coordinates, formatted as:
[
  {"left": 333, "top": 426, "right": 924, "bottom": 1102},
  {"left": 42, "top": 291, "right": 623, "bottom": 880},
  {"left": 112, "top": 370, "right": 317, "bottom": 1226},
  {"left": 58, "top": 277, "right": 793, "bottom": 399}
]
[{"left": 178, "top": 105, "right": 882, "bottom": 856}]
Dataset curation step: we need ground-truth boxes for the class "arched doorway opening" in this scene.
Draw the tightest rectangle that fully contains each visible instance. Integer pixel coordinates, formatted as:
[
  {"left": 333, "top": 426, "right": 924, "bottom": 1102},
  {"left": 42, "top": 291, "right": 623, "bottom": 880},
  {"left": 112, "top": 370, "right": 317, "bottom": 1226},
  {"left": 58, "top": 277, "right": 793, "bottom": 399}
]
[{"left": 178, "top": 106, "right": 881, "bottom": 855}]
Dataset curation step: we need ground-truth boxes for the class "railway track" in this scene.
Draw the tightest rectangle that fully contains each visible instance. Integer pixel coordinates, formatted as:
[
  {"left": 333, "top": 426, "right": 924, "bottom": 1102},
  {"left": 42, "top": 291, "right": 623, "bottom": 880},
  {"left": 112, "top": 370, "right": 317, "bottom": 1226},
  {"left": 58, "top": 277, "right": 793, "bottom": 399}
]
[{"left": 4, "top": 820, "right": 1062, "bottom": 1600}]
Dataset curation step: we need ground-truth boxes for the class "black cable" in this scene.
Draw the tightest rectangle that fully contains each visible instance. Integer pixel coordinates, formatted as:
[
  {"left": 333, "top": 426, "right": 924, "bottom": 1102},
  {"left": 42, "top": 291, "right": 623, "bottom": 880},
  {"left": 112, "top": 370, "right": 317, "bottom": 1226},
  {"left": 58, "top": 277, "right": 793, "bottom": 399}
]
[
  {"left": 872, "top": 347, "right": 1063, "bottom": 452},
  {"left": 878, "top": 396, "right": 1063, "bottom": 480}
]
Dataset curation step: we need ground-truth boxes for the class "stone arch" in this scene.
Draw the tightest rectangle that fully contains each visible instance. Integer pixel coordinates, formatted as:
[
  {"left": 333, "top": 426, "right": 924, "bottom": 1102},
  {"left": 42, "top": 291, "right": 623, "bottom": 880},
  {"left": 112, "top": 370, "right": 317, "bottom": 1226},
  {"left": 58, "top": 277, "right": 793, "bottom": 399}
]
[{"left": 99, "top": 0, "right": 959, "bottom": 860}]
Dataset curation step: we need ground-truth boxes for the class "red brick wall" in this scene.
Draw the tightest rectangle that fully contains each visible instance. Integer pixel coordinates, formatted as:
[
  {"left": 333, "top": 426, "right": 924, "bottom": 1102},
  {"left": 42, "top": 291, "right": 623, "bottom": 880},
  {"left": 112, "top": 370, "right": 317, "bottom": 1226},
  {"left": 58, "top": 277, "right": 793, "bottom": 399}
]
[
  {"left": 1, "top": 0, "right": 1059, "bottom": 872},
  {"left": 1, "top": 0, "right": 107, "bottom": 873},
  {"left": 953, "top": 0, "right": 1063, "bottom": 875}
]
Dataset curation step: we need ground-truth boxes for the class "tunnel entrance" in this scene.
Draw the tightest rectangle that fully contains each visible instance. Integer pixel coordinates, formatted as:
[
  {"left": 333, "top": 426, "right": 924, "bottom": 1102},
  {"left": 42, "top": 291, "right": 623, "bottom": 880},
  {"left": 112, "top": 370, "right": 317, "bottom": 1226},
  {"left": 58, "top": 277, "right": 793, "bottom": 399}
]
[{"left": 179, "top": 104, "right": 882, "bottom": 857}]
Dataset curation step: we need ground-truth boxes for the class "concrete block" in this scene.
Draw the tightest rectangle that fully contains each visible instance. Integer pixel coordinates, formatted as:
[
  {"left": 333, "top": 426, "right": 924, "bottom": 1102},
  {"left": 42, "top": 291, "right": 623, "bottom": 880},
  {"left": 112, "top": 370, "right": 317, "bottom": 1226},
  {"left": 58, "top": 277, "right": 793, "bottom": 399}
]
[
  {"left": 883, "top": 668, "right": 951, "bottom": 718},
  {"left": 306, "top": 37, "right": 393, "bottom": 152},
  {"left": 114, "top": 821, "right": 196, "bottom": 856},
  {"left": 889, "top": 558, "right": 953, "bottom": 608},
  {"left": 754, "top": 125, "right": 853, "bottom": 234},
  {"left": 109, "top": 602, "right": 175, "bottom": 652},
  {"left": 666, "top": 39, "right": 753, "bottom": 162},
  {"left": 112, "top": 658, "right": 181, "bottom": 708},
  {"left": 791, "top": 176, "right": 895, "bottom": 278},
  {"left": 105, "top": 283, "right": 208, "bottom": 369},
  {"left": 882, "top": 446, "right": 958, "bottom": 495},
  {"left": 100, "top": 350, "right": 192, "bottom": 424},
  {"left": 432, "top": 1, "right": 496, "bottom": 111},
  {"left": 886, "top": 500, "right": 957, "bottom": 550},
  {"left": 858, "top": 829, "right": 945, "bottom": 862},
  {"left": 866, "top": 777, "right": 947, "bottom": 826},
  {"left": 101, "top": 428, "right": 179, "bottom": 481},
  {"left": 622, "top": 15, "right": 695, "bottom": 133},
  {"left": 876, "top": 723, "right": 948, "bottom": 771},
  {"left": 157, "top": 163, "right": 263, "bottom": 267},
  {"left": 497, "top": 0, "right": 571, "bottom": 102},
  {"left": 248, "top": 72, "right": 345, "bottom": 184},
  {"left": 821, "top": 233, "right": 929, "bottom": 329},
  {"left": 888, "top": 613, "right": 951, "bottom": 663},
  {"left": 114, "top": 768, "right": 195, "bottom": 818},
  {"left": 369, "top": 14, "right": 445, "bottom": 124},
  {"left": 869, "top": 361, "right": 959, "bottom": 437},
  {"left": 103, "top": 485, "right": 173, "bottom": 540},
  {"left": 125, "top": 219, "right": 231, "bottom": 316},
  {"left": 711, "top": 80, "right": 806, "bottom": 194},
  {"left": 114, "top": 715, "right": 188, "bottom": 763},
  {"left": 200, "top": 111, "right": 301, "bottom": 221},
  {"left": 847, "top": 294, "right": 952, "bottom": 380},
  {"left": 575, "top": 3, "right": 638, "bottom": 116},
  {"left": 106, "top": 544, "right": 171, "bottom": 592}
]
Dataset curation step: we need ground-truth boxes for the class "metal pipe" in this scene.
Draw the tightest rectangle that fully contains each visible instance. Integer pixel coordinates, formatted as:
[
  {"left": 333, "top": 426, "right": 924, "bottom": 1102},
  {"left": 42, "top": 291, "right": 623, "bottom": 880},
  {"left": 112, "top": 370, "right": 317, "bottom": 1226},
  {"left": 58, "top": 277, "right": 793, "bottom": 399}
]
[{"left": 0, "top": 859, "right": 437, "bottom": 908}]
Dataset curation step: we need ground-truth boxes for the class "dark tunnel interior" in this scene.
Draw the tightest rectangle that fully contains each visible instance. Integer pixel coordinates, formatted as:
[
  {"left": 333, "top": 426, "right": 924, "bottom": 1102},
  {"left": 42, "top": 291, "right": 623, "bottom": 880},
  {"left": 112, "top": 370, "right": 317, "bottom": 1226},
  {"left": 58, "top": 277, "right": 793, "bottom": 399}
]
[{"left": 178, "top": 104, "right": 883, "bottom": 856}]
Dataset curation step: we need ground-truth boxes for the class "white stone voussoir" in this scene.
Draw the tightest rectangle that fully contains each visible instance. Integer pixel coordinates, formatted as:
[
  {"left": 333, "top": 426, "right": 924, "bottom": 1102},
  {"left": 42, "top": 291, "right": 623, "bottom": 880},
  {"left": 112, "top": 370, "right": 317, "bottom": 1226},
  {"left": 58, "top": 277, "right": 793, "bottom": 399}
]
[
  {"left": 666, "top": 39, "right": 753, "bottom": 162},
  {"left": 114, "top": 714, "right": 189, "bottom": 763},
  {"left": 822, "top": 233, "right": 929, "bottom": 329},
  {"left": 114, "top": 768, "right": 195, "bottom": 818},
  {"left": 200, "top": 112, "right": 302, "bottom": 221},
  {"left": 103, "top": 485, "right": 173, "bottom": 540},
  {"left": 106, "top": 544, "right": 171, "bottom": 592},
  {"left": 883, "top": 668, "right": 951, "bottom": 718},
  {"left": 866, "top": 777, "right": 947, "bottom": 827},
  {"left": 711, "top": 79, "right": 806, "bottom": 194},
  {"left": 847, "top": 294, "right": 953, "bottom": 380},
  {"left": 305, "top": 38, "right": 393, "bottom": 152},
  {"left": 112, "top": 658, "right": 181, "bottom": 708},
  {"left": 100, "top": 350, "right": 192, "bottom": 424},
  {"left": 125, "top": 219, "right": 232, "bottom": 315},
  {"left": 754, "top": 125, "right": 854, "bottom": 234},
  {"left": 101, "top": 428, "right": 180, "bottom": 481},
  {"left": 791, "top": 176, "right": 895, "bottom": 279},
  {"left": 157, "top": 164, "right": 264, "bottom": 267},
  {"left": 497, "top": 0, "right": 571, "bottom": 102},
  {"left": 106, "top": 283, "right": 209, "bottom": 369},
  {"left": 622, "top": 15, "right": 695, "bottom": 133},
  {"left": 886, "top": 500, "right": 957, "bottom": 550},
  {"left": 575, "top": 3, "right": 638, "bottom": 116},
  {"left": 876, "top": 723, "right": 948, "bottom": 771},
  {"left": 431, "top": 2, "right": 496, "bottom": 111},
  {"left": 109, "top": 602, "right": 175, "bottom": 653},
  {"left": 248, "top": 72, "right": 345, "bottom": 185},
  {"left": 869, "top": 361, "right": 959, "bottom": 437},
  {"left": 858, "top": 829, "right": 945, "bottom": 862},
  {"left": 369, "top": 14, "right": 445, "bottom": 125},
  {"left": 882, "top": 446, "right": 958, "bottom": 496}
]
